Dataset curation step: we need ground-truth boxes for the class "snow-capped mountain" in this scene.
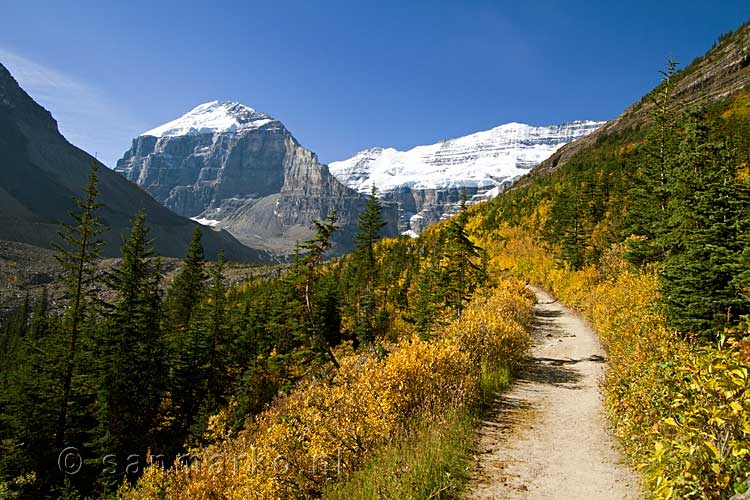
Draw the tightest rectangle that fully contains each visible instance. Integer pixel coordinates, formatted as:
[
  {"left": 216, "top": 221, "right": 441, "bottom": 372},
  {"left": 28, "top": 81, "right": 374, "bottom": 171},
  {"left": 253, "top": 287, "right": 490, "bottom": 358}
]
[
  {"left": 0, "top": 64, "right": 263, "bottom": 261},
  {"left": 329, "top": 120, "right": 604, "bottom": 233},
  {"left": 115, "top": 101, "right": 397, "bottom": 255},
  {"left": 142, "top": 101, "right": 278, "bottom": 137}
]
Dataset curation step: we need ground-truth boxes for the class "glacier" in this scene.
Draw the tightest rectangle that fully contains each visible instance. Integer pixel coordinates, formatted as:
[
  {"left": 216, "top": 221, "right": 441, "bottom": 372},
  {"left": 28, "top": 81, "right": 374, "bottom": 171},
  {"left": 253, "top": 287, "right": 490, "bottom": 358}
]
[
  {"left": 328, "top": 120, "right": 605, "bottom": 233},
  {"left": 329, "top": 121, "right": 605, "bottom": 194}
]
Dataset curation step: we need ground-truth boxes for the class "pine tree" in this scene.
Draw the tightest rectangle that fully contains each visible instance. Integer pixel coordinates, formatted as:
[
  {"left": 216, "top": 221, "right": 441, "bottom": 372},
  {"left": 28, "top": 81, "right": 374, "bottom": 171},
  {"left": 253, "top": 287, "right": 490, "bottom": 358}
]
[
  {"left": 53, "top": 161, "right": 104, "bottom": 451},
  {"left": 96, "top": 211, "right": 164, "bottom": 472}
]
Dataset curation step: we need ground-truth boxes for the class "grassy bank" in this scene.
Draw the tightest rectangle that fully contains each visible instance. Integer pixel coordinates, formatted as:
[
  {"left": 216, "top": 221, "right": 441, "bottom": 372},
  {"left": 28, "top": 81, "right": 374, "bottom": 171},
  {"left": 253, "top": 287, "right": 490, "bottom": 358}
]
[{"left": 323, "top": 364, "right": 511, "bottom": 500}]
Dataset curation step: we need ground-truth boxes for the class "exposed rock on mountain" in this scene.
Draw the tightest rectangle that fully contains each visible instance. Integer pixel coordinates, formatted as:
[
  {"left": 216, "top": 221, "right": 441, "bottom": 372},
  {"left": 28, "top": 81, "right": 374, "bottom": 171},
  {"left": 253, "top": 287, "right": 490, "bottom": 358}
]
[
  {"left": 329, "top": 121, "right": 604, "bottom": 233},
  {"left": 116, "top": 101, "right": 397, "bottom": 254},
  {"left": 0, "top": 64, "right": 264, "bottom": 261}
]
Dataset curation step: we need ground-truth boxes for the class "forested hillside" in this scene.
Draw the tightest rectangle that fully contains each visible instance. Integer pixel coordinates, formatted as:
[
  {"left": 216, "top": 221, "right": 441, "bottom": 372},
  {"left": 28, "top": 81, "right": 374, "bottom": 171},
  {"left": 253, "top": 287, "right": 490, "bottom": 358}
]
[{"left": 0, "top": 162, "right": 535, "bottom": 499}]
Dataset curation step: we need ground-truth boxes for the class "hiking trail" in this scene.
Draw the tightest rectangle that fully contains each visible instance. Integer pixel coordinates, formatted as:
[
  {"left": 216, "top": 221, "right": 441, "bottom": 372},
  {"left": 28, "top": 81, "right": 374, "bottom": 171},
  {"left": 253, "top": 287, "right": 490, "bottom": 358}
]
[{"left": 465, "top": 287, "right": 641, "bottom": 500}]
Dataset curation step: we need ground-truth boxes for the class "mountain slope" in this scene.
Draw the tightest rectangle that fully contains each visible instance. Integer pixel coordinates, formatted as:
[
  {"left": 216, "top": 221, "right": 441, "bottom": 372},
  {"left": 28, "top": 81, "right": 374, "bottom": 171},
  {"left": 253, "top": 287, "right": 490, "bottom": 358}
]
[
  {"left": 329, "top": 121, "right": 603, "bottom": 233},
  {"left": 464, "top": 22, "right": 750, "bottom": 500},
  {"left": 483, "top": 22, "right": 750, "bottom": 269},
  {"left": 116, "top": 101, "right": 398, "bottom": 254},
  {"left": 0, "top": 63, "right": 265, "bottom": 261},
  {"left": 530, "top": 22, "right": 750, "bottom": 177}
]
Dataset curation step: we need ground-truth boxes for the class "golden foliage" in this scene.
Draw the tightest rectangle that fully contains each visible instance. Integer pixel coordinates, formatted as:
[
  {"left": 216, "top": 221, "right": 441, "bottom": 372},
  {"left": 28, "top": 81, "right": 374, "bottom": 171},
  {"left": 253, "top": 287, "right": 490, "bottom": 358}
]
[
  {"left": 722, "top": 91, "right": 750, "bottom": 120},
  {"left": 472, "top": 215, "right": 750, "bottom": 499},
  {"left": 119, "top": 278, "right": 534, "bottom": 500}
]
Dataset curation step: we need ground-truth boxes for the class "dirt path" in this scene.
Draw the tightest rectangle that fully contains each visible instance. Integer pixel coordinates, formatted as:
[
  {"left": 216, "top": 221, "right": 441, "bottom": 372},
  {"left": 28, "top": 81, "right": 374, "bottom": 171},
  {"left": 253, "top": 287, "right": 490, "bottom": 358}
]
[{"left": 465, "top": 287, "right": 641, "bottom": 500}]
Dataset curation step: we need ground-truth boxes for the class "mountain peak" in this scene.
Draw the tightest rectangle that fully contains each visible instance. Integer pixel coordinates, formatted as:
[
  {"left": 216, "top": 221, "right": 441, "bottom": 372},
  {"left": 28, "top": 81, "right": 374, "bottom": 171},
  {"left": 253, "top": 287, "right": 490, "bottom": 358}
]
[{"left": 142, "top": 100, "right": 277, "bottom": 137}]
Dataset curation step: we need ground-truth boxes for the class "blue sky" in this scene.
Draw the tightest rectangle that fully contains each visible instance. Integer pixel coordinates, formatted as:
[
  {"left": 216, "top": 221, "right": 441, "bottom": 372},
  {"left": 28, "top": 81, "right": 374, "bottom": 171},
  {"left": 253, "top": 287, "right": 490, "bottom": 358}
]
[{"left": 1, "top": 1, "right": 748, "bottom": 167}]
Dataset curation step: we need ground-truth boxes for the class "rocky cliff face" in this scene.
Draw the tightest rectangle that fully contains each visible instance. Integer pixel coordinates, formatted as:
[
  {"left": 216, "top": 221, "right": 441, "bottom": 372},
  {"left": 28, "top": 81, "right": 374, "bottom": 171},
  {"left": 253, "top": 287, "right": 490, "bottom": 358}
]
[
  {"left": 0, "top": 65, "right": 262, "bottom": 261},
  {"left": 329, "top": 121, "right": 604, "bottom": 233},
  {"left": 116, "top": 102, "right": 397, "bottom": 254}
]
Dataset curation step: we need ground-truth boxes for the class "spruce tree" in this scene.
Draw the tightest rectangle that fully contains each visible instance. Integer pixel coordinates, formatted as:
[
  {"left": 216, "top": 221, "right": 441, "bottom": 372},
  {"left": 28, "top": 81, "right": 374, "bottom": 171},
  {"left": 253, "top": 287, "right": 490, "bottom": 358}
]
[
  {"left": 166, "top": 226, "right": 207, "bottom": 334},
  {"left": 352, "top": 187, "right": 387, "bottom": 347},
  {"left": 0, "top": 302, "right": 63, "bottom": 498},
  {"left": 165, "top": 227, "right": 208, "bottom": 448},
  {"left": 413, "top": 245, "right": 441, "bottom": 340},
  {"left": 545, "top": 173, "right": 589, "bottom": 268},
  {"left": 625, "top": 58, "right": 680, "bottom": 264},
  {"left": 354, "top": 186, "right": 387, "bottom": 272},
  {"left": 289, "top": 212, "right": 341, "bottom": 367},
  {"left": 441, "top": 196, "right": 485, "bottom": 312},
  {"left": 53, "top": 161, "right": 104, "bottom": 451},
  {"left": 29, "top": 287, "right": 50, "bottom": 340},
  {"left": 205, "top": 250, "right": 228, "bottom": 407},
  {"left": 96, "top": 211, "right": 164, "bottom": 472},
  {"left": 660, "top": 111, "right": 750, "bottom": 337}
]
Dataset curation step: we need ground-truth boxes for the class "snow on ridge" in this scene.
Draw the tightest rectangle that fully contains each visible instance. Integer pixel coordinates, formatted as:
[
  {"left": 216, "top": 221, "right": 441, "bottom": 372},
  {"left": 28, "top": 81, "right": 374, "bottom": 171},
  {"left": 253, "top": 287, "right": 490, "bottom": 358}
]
[
  {"left": 142, "top": 100, "right": 276, "bottom": 137},
  {"left": 191, "top": 216, "right": 222, "bottom": 227},
  {"left": 328, "top": 120, "right": 605, "bottom": 194}
]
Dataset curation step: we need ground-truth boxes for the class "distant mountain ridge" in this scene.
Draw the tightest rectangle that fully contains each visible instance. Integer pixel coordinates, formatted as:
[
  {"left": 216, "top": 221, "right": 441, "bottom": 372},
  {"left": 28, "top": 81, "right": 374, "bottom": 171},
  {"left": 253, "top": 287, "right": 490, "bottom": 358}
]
[
  {"left": 115, "top": 101, "right": 398, "bottom": 255},
  {"left": 0, "top": 63, "right": 265, "bottom": 261},
  {"left": 329, "top": 120, "right": 604, "bottom": 233}
]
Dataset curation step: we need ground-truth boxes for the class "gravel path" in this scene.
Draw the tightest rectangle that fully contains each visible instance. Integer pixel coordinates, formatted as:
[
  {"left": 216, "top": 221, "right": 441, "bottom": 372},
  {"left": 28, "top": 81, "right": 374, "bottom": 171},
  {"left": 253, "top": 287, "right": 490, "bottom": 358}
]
[{"left": 465, "top": 287, "right": 641, "bottom": 500}]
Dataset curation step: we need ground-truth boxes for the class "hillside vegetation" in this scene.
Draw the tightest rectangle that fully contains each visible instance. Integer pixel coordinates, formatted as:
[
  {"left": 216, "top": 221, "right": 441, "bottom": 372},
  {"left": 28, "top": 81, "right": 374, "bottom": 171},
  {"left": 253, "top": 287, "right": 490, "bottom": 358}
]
[
  {"left": 3, "top": 20, "right": 750, "bottom": 500},
  {"left": 0, "top": 168, "right": 535, "bottom": 499},
  {"left": 462, "top": 22, "right": 750, "bottom": 499}
]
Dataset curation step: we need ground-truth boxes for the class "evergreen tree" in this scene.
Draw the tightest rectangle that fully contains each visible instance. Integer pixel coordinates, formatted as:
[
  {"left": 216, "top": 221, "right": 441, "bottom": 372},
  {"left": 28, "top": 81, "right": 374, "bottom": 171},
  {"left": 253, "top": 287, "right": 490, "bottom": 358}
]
[
  {"left": 413, "top": 243, "right": 442, "bottom": 340},
  {"left": 0, "top": 303, "right": 64, "bottom": 498},
  {"left": 354, "top": 186, "right": 387, "bottom": 272},
  {"left": 625, "top": 58, "right": 680, "bottom": 264},
  {"left": 205, "top": 250, "right": 228, "bottom": 407},
  {"left": 411, "top": 198, "right": 486, "bottom": 337},
  {"left": 166, "top": 226, "right": 206, "bottom": 334},
  {"left": 96, "top": 211, "right": 164, "bottom": 475},
  {"left": 165, "top": 227, "right": 208, "bottom": 448},
  {"left": 441, "top": 197, "right": 485, "bottom": 312},
  {"left": 545, "top": 172, "right": 590, "bottom": 269},
  {"left": 53, "top": 161, "right": 104, "bottom": 451},
  {"left": 660, "top": 111, "right": 750, "bottom": 337},
  {"left": 289, "top": 212, "right": 341, "bottom": 368},
  {"left": 29, "top": 287, "right": 50, "bottom": 340},
  {"left": 351, "top": 187, "right": 387, "bottom": 347}
]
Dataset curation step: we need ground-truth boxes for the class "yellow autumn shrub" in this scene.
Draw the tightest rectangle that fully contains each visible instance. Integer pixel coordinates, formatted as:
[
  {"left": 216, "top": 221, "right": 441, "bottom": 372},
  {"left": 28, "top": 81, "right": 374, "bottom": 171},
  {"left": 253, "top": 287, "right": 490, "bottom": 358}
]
[
  {"left": 118, "top": 278, "right": 534, "bottom": 500},
  {"left": 476, "top": 219, "right": 750, "bottom": 499},
  {"left": 441, "top": 281, "right": 534, "bottom": 368}
]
